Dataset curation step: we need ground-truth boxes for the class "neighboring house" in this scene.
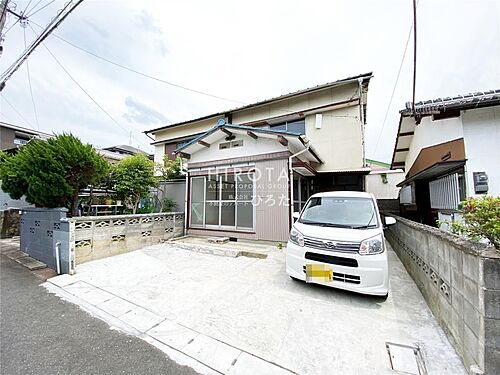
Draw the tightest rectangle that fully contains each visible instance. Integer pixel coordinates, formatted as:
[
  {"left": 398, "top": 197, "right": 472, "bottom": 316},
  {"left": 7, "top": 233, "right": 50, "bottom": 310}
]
[
  {"left": 0, "top": 122, "right": 53, "bottom": 210},
  {"left": 101, "top": 144, "right": 153, "bottom": 160},
  {"left": 146, "top": 72, "right": 372, "bottom": 242},
  {"left": 364, "top": 159, "right": 404, "bottom": 213},
  {"left": 97, "top": 148, "right": 128, "bottom": 164},
  {"left": 391, "top": 89, "right": 500, "bottom": 226},
  {"left": 0, "top": 121, "right": 52, "bottom": 151}
]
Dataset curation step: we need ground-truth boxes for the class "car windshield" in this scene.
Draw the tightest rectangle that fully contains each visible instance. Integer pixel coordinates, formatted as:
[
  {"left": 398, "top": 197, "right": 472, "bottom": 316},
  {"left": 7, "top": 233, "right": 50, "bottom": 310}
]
[{"left": 298, "top": 196, "right": 378, "bottom": 228}]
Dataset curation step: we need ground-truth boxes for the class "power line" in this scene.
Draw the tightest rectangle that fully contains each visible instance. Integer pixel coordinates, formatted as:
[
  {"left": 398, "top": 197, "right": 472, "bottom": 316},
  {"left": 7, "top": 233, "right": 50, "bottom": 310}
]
[
  {"left": 27, "top": 0, "right": 54, "bottom": 18},
  {"left": 0, "top": 0, "right": 84, "bottom": 91},
  {"left": 25, "top": 0, "right": 43, "bottom": 17},
  {"left": 24, "top": 26, "right": 40, "bottom": 129},
  {"left": 372, "top": 0, "right": 419, "bottom": 159},
  {"left": 22, "top": 0, "right": 34, "bottom": 15},
  {"left": 30, "top": 20, "right": 246, "bottom": 105},
  {"left": 0, "top": 93, "right": 36, "bottom": 129},
  {"left": 38, "top": 37, "right": 151, "bottom": 150}
]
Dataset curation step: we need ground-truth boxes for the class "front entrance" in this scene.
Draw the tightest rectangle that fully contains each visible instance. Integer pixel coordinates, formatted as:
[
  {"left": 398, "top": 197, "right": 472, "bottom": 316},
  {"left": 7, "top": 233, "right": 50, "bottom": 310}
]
[{"left": 293, "top": 172, "right": 365, "bottom": 212}]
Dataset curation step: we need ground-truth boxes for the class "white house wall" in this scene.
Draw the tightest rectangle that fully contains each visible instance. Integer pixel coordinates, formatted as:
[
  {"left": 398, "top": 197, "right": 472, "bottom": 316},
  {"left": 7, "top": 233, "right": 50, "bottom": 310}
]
[
  {"left": 152, "top": 82, "right": 364, "bottom": 171},
  {"left": 305, "top": 105, "right": 363, "bottom": 171},
  {"left": 462, "top": 107, "right": 500, "bottom": 197},
  {"left": 405, "top": 115, "right": 464, "bottom": 171},
  {"left": 365, "top": 171, "right": 405, "bottom": 199},
  {"left": 187, "top": 136, "right": 288, "bottom": 164}
]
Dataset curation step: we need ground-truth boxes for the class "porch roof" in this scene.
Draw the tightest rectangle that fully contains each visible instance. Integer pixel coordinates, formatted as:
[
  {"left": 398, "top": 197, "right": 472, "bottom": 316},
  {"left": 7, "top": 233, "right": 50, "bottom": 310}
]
[
  {"left": 174, "top": 121, "right": 323, "bottom": 163},
  {"left": 396, "top": 160, "right": 466, "bottom": 187}
]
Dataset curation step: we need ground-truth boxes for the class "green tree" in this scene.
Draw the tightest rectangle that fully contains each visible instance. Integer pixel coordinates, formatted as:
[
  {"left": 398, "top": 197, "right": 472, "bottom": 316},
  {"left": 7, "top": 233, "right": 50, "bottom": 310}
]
[
  {"left": 161, "top": 155, "right": 182, "bottom": 180},
  {"left": 444, "top": 196, "right": 500, "bottom": 249},
  {"left": 111, "top": 153, "right": 157, "bottom": 214},
  {"left": 0, "top": 134, "right": 109, "bottom": 216}
]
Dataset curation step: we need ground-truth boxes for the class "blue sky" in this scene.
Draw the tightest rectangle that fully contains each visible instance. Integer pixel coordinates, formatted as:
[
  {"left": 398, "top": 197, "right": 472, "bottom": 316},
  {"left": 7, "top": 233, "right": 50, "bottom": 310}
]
[{"left": 1, "top": 0, "right": 499, "bottom": 161}]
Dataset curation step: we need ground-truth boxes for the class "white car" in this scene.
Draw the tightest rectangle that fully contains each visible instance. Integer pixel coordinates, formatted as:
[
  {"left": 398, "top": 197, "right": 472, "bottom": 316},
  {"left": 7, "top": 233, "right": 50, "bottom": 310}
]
[{"left": 286, "top": 191, "right": 396, "bottom": 298}]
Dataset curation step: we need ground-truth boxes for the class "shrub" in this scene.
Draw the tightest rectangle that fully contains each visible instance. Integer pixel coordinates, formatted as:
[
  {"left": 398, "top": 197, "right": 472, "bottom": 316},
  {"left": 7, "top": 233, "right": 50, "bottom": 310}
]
[
  {"left": 0, "top": 134, "right": 109, "bottom": 216},
  {"left": 445, "top": 196, "right": 500, "bottom": 249},
  {"left": 162, "top": 197, "right": 177, "bottom": 212}
]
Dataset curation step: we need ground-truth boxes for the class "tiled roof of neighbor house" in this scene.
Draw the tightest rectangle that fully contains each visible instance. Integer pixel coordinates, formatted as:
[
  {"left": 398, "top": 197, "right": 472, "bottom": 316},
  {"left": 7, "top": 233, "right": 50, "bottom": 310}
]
[
  {"left": 146, "top": 72, "right": 373, "bottom": 134},
  {"left": 400, "top": 89, "right": 500, "bottom": 116},
  {"left": 102, "top": 144, "right": 150, "bottom": 155}
]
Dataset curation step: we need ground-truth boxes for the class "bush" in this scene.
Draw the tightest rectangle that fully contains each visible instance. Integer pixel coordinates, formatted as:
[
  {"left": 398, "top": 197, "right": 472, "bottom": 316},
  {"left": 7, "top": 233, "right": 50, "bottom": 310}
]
[
  {"left": 111, "top": 154, "right": 157, "bottom": 214},
  {"left": 445, "top": 196, "right": 500, "bottom": 249},
  {"left": 162, "top": 197, "right": 177, "bottom": 212},
  {"left": 0, "top": 134, "right": 109, "bottom": 216}
]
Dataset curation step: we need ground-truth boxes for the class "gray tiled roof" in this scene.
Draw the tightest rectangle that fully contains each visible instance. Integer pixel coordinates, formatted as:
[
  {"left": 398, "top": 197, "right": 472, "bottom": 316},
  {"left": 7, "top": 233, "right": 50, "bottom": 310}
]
[{"left": 400, "top": 89, "right": 500, "bottom": 115}]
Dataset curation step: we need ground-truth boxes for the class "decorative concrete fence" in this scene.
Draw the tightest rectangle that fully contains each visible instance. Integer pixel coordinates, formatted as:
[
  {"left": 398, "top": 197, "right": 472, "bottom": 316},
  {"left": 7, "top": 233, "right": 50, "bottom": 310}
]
[
  {"left": 385, "top": 215, "right": 499, "bottom": 375},
  {"left": 69, "top": 212, "right": 184, "bottom": 267},
  {"left": 20, "top": 208, "right": 184, "bottom": 275}
]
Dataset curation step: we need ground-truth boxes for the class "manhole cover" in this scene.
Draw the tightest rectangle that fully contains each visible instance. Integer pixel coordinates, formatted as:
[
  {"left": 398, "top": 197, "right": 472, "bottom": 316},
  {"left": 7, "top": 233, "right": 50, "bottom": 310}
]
[{"left": 386, "top": 342, "right": 427, "bottom": 375}]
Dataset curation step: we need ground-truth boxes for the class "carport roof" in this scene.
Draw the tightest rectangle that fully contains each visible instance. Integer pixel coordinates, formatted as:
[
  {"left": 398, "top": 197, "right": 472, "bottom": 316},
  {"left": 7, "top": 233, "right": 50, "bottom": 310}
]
[{"left": 174, "top": 121, "right": 323, "bottom": 163}]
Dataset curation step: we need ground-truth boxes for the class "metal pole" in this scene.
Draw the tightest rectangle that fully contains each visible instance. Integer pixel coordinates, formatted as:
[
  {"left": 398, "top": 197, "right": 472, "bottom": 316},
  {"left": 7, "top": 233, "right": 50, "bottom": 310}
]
[{"left": 412, "top": 0, "right": 417, "bottom": 113}]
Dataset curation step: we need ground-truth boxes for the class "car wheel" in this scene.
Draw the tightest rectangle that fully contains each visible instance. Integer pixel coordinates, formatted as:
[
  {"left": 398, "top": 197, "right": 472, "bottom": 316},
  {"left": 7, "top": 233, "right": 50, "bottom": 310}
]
[{"left": 379, "top": 293, "right": 389, "bottom": 301}]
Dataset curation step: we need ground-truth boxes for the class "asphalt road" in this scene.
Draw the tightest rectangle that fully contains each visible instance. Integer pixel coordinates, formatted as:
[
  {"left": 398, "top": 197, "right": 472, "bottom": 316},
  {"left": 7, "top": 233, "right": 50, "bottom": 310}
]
[{"left": 0, "top": 254, "right": 199, "bottom": 375}]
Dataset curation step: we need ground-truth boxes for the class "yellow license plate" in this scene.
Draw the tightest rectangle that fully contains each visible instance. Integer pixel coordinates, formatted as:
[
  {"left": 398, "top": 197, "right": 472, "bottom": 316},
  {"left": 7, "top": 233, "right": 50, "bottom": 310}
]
[{"left": 305, "top": 264, "right": 333, "bottom": 282}]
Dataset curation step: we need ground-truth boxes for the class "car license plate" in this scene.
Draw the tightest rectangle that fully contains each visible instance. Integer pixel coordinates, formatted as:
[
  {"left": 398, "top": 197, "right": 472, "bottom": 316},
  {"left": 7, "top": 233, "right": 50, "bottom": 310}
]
[{"left": 305, "top": 264, "right": 333, "bottom": 283}]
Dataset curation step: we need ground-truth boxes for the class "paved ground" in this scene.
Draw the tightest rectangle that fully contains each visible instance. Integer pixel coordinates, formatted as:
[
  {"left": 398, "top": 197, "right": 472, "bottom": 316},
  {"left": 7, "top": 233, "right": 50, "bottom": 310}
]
[
  {"left": 0, "top": 251, "right": 200, "bottom": 375},
  {"left": 44, "top": 241, "right": 466, "bottom": 374}
]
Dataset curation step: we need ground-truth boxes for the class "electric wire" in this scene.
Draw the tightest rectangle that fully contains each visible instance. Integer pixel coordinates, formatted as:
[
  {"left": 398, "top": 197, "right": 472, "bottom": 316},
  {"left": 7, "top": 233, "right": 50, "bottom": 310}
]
[
  {"left": 0, "top": 93, "right": 36, "bottom": 129},
  {"left": 37, "top": 37, "right": 152, "bottom": 150},
  {"left": 24, "top": 26, "right": 40, "bottom": 129},
  {"left": 30, "top": 21, "right": 361, "bottom": 122},
  {"left": 26, "top": 0, "right": 54, "bottom": 18},
  {"left": 372, "top": 0, "right": 419, "bottom": 159},
  {"left": 22, "top": 0, "right": 33, "bottom": 15},
  {"left": 30, "top": 21, "right": 245, "bottom": 105},
  {"left": 25, "top": 0, "right": 43, "bottom": 17}
]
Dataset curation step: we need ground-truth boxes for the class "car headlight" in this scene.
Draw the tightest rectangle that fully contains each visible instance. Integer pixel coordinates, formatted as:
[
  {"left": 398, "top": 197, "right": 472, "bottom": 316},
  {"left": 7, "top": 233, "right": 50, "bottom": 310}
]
[
  {"left": 359, "top": 234, "right": 384, "bottom": 255},
  {"left": 289, "top": 228, "right": 304, "bottom": 247}
]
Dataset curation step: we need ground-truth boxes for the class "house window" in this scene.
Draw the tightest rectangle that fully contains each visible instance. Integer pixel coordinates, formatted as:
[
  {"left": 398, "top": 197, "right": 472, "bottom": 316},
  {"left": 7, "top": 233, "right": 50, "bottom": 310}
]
[
  {"left": 219, "top": 140, "right": 243, "bottom": 150},
  {"left": 270, "top": 119, "right": 305, "bottom": 134},
  {"left": 13, "top": 137, "right": 29, "bottom": 145},
  {"left": 190, "top": 173, "right": 254, "bottom": 230}
]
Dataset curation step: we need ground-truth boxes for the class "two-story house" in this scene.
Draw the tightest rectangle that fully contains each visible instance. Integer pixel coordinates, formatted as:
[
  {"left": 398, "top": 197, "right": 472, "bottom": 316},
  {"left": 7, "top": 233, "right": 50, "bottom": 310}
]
[
  {"left": 391, "top": 89, "right": 500, "bottom": 226},
  {"left": 146, "top": 72, "right": 372, "bottom": 241}
]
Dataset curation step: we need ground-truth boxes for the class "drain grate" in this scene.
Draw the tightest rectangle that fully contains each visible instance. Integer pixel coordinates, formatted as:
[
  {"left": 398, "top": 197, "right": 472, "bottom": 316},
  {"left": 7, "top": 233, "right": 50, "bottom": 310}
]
[{"left": 386, "top": 342, "right": 427, "bottom": 375}]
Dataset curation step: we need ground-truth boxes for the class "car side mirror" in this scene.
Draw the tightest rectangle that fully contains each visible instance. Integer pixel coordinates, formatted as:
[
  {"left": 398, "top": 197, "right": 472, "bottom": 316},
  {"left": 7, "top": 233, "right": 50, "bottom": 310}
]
[
  {"left": 292, "top": 212, "right": 300, "bottom": 220},
  {"left": 385, "top": 216, "right": 396, "bottom": 226}
]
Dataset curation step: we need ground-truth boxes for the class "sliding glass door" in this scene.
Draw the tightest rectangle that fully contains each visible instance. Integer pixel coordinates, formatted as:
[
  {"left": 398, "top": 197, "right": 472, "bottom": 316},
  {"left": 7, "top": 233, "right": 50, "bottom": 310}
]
[{"left": 190, "top": 173, "right": 254, "bottom": 231}]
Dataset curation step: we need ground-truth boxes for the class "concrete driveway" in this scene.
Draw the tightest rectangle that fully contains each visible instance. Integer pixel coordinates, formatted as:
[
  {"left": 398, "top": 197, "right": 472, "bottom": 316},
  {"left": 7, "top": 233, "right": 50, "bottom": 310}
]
[{"left": 44, "top": 241, "right": 465, "bottom": 374}]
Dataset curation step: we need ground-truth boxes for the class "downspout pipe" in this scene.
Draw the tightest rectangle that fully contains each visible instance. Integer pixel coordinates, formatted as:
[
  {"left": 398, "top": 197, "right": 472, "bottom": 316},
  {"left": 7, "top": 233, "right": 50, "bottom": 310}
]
[
  {"left": 55, "top": 241, "right": 61, "bottom": 274},
  {"left": 181, "top": 158, "right": 189, "bottom": 233},
  {"left": 289, "top": 144, "right": 311, "bottom": 224}
]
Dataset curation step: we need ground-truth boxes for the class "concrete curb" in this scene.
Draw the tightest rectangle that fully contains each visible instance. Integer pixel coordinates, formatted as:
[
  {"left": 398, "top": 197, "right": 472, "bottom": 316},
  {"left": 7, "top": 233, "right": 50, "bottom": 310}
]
[{"left": 43, "top": 277, "right": 295, "bottom": 375}]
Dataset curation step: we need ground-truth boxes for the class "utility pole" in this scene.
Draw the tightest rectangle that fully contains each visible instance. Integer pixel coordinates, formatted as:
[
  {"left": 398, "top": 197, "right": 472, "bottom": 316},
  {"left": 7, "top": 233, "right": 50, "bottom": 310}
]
[
  {"left": 0, "top": 0, "right": 85, "bottom": 91},
  {"left": 0, "top": 0, "right": 8, "bottom": 57},
  {"left": 412, "top": 0, "right": 417, "bottom": 113}
]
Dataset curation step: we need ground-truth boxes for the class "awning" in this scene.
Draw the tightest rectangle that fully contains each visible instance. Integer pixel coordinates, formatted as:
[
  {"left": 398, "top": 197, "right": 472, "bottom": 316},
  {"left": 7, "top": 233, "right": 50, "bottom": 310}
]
[{"left": 397, "top": 160, "right": 466, "bottom": 187}]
